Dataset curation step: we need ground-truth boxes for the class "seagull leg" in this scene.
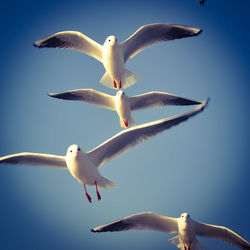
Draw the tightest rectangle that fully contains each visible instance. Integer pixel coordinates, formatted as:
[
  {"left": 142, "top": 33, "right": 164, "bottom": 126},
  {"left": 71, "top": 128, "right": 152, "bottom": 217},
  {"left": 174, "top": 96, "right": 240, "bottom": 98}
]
[
  {"left": 84, "top": 184, "right": 92, "bottom": 203},
  {"left": 123, "top": 120, "right": 128, "bottom": 127},
  {"left": 95, "top": 181, "right": 101, "bottom": 201},
  {"left": 118, "top": 80, "right": 121, "bottom": 89},
  {"left": 113, "top": 79, "right": 117, "bottom": 88},
  {"left": 188, "top": 241, "right": 192, "bottom": 250}
]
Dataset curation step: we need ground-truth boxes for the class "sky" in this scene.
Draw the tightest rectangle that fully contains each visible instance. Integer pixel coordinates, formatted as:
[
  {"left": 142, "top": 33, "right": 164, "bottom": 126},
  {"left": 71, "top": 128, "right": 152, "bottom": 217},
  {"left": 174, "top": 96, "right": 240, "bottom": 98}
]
[{"left": 0, "top": 0, "right": 249, "bottom": 249}]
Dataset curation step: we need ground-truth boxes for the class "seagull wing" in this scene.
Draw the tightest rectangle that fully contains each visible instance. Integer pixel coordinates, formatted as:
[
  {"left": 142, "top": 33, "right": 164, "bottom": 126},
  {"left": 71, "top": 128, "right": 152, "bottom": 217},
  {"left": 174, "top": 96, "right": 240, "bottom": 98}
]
[
  {"left": 0, "top": 152, "right": 67, "bottom": 169},
  {"left": 48, "top": 89, "right": 116, "bottom": 110},
  {"left": 87, "top": 100, "right": 208, "bottom": 167},
  {"left": 92, "top": 212, "right": 178, "bottom": 233},
  {"left": 120, "top": 23, "right": 201, "bottom": 62},
  {"left": 129, "top": 91, "right": 202, "bottom": 111},
  {"left": 34, "top": 31, "right": 103, "bottom": 62},
  {"left": 194, "top": 221, "right": 250, "bottom": 249}
]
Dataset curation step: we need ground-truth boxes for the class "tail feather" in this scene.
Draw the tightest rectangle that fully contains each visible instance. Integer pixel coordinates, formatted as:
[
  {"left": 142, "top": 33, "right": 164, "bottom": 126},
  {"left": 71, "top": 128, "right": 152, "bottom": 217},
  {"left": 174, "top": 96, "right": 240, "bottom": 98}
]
[
  {"left": 100, "top": 72, "right": 114, "bottom": 89},
  {"left": 97, "top": 176, "right": 117, "bottom": 189},
  {"left": 169, "top": 236, "right": 183, "bottom": 249},
  {"left": 120, "top": 116, "right": 136, "bottom": 128},
  {"left": 121, "top": 69, "right": 138, "bottom": 89},
  {"left": 100, "top": 69, "right": 138, "bottom": 90},
  {"left": 169, "top": 236, "right": 207, "bottom": 250}
]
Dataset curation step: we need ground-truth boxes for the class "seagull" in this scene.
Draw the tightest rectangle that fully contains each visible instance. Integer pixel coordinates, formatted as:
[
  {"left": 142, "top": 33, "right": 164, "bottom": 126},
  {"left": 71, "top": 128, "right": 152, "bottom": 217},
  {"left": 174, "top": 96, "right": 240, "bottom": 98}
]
[
  {"left": 34, "top": 23, "right": 202, "bottom": 90},
  {"left": 0, "top": 101, "right": 207, "bottom": 203},
  {"left": 48, "top": 88, "right": 202, "bottom": 128},
  {"left": 91, "top": 212, "right": 250, "bottom": 250},
  {"left": 200, "top": 0, "right": 206, "bottom": 6}
]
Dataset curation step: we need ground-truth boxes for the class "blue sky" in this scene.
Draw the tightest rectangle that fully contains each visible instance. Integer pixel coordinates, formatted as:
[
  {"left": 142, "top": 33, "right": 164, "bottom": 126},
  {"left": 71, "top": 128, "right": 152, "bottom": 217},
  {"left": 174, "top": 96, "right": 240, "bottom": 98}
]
[{"left": 0, "top": 0, "right": 249, "bottom": 249}]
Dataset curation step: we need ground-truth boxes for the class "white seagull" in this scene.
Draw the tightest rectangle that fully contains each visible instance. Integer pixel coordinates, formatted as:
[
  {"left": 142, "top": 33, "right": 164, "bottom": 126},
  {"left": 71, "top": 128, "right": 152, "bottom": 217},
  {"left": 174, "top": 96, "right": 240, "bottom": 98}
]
[
  {"left": 0, "top": 102, "right": 207, "bottom": 203},
  {"left": 34, "top": 23, "right": 202, "bottom": 90},
  {"left": 91, "top": 212, "right": 250, "bottom": 250},
  {"left": 48, "top": 89, "right": 202, "bottom": 128}
]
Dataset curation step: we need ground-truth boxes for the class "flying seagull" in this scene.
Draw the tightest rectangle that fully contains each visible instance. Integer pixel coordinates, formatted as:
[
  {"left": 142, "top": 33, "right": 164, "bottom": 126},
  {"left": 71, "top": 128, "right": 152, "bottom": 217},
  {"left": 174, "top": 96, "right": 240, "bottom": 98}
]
[
  {"left": 91, "top": 212, "right": 250, "bottom": 250},
  {"left": 0, "top": 101, "right": 207, "bottom": 203},
  {"left": 48, "top": 89, "right": 202, "bottom": 128},
  {"left": 200, "top": 0, "right": 206, "bottom": 6},
  {"left": 34, "top": 23, "right": 202, "bottom": 90}
]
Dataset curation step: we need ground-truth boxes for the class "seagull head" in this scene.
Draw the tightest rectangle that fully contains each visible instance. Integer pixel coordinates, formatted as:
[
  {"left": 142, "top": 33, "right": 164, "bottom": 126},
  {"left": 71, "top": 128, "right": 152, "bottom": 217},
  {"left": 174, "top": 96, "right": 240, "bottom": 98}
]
[
  {"left": 67, "top": 144, "right": 81, "bottom": 158},
  {"left": 104, "top": 35, "right": 117, "bottom": 46},
  {"left": 180, "top": 213, "right": 191, "bottom": 225},
  {"left": 116, "top": 90, "right": 125, "bottom": 97}
]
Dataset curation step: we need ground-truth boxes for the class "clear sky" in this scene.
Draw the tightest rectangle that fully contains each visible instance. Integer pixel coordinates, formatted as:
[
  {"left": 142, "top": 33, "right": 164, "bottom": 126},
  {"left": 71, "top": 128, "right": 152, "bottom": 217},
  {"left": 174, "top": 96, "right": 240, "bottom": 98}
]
[{"left": 0, "top": 0, "right": 249, "bottom": 249}]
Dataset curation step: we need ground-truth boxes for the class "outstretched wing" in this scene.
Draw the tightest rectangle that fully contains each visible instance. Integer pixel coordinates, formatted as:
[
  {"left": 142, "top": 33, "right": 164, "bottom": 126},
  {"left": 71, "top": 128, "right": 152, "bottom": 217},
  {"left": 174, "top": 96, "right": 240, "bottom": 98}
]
[
  {"left": 87, "top": 100, "right": 208, "bottom": 168},
  {"left": 48, "top": 89, "right": 115, "bottom": 110},
  {"left": 194, "top": 221, "right": 250, "bottom": 249},
  {"left": 129, "top": 91, "right": 201, "bottom": 111},
  {"left": 0, "top": 152, "right": 67, "bottom": 169},
  {"left": 121, "top": 23, "right": 201, "bottom": 62},
  {"left": 34, "top": 31, "right": 103, "bottom": 62},
  {"left": 92, "top": 212, "right": 178, "bottom": 233}
]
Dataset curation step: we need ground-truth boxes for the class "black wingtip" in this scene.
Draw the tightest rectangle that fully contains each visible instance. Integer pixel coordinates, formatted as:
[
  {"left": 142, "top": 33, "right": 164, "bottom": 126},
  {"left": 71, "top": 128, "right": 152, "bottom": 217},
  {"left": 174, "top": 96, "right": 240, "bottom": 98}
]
[
  {"left": 200, "top": 97, "right": 210, "bottom": 111},
  {"left": 197, "top": 29, "right": 203, "bottom": 36},
  {"left": 33, "top": 42, "right": 40, "bottom": 48},
  {"left": 206, "top": 97, "right": 211, "bottom": 104}
]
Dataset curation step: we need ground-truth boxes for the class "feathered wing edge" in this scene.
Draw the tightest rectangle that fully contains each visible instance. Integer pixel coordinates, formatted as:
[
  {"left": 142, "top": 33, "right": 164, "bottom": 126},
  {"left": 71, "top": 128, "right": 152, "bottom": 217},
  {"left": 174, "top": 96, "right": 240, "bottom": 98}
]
[
  {"left": 87, "top": 99, "right": 209, "bottom": 168},
  {"left": 194, "top": 221, "right": 250, "bottom": 249},
  {"left": 34, "top": 31, "right": 103, "bottom": 62},
  {"left": 0, "top": 152, "right": 67, "bottom": 169},
  {"left": 91, "top": 212, "right": 178, "bottom": 233},
  {"left": 48, "top": 89, "right": 116, "bottom": 111}
]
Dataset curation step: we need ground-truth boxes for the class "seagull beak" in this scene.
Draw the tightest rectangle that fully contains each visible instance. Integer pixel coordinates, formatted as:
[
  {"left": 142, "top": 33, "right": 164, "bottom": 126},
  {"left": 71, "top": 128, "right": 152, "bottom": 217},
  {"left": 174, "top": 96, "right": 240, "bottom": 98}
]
[
  {"left": 112, "top": 41, "right": 116, "bottom": 45},
  {"left": 73, "top": 152, "right": 79, "bottom": 157}
]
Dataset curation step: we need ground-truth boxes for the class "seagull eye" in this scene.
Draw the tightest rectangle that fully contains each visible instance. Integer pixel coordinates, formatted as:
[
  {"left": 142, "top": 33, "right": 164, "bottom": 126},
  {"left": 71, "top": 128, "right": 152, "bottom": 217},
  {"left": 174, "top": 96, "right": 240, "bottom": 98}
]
[
  {"left": 108, "top": 39, "right": 110, "bottom": 42},
  {"left": 70, "top": 150, "right": 72, "bottom": 153}
]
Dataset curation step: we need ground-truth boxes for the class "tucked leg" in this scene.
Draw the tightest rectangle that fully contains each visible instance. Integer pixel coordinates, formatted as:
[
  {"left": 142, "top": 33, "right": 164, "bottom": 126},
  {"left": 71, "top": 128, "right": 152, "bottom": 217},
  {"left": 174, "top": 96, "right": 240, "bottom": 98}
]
[
  {"left": 95, "top": 181, "right": 101, "bottom": 201},
  {"left": 113, "top": 79, "right": 117, "bottom": 88},
  {"left": 84, "top": 184, "right": 92, "bottom": 203},
  {"left": 187, "top": 241, "right": 192, "bottom": 250},
  {"left": 123, "top": 120, "right": 128, "bottom": 127}
]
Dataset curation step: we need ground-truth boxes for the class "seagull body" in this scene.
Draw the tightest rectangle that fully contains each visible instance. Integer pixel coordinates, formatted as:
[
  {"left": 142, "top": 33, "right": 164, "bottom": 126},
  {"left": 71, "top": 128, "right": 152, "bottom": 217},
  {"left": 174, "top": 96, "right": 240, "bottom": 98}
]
[
  {"left": 102, "top": 36, "right": 126, "bottom": 89},
  {"left": 48, "top": 89, "right": 202, "bottom": 128},
  {"left": 0, "top": 102, "right": 207, "bottom": 202},
  {"left": 34, "top": 23, "right": 202, "bottom": 89},
  {"left": 92, "top": 212, "right": 250, "bottom": 250},
  {"left": 114, "top": 90, "right": 134, "bottom": 128}
]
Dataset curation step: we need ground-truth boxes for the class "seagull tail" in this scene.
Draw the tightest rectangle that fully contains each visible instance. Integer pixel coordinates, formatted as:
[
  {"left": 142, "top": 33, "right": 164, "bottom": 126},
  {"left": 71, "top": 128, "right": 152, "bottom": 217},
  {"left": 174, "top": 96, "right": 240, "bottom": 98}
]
[
  {"left": 100, "top": 72, "right": 114, "bottom": 89},
  {"left": 121, "top": 69, "right": 138, "bottom": 89},
  {"left": 100, "top": 70, "right": 138, "bottom": 90},
  {"left": 169, "top": 235, "right": 182, "bottom": 249},
  {"left": 97, "top": 176, "right": 117, "bottom": 189},
  {"left": 120, "top": 116, "right": 136, "bottom": 129},
  {"left": 169, "top": 236, "right": 207, "bottom": 250}
]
